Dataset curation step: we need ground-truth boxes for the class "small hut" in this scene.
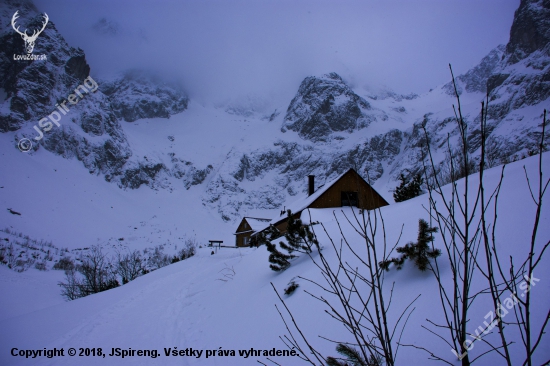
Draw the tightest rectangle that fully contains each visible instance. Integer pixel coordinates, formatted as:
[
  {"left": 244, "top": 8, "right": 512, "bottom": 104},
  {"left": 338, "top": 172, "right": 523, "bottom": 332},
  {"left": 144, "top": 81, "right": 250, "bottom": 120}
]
[{"left": 233, "top": 217, "right": 271, "bottom": 247}]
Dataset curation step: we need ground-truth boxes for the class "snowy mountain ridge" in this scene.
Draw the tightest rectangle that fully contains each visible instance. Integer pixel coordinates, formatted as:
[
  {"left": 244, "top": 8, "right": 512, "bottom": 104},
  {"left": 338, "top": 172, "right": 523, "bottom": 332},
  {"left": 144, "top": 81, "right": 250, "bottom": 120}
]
[{"left": 0, "top": 0, "right": 549, "bottom": 226}]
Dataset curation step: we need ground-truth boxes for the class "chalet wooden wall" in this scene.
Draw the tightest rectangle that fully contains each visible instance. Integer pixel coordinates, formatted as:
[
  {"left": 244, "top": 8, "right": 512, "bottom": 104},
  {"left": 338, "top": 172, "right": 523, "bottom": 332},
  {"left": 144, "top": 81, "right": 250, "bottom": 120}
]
[
  {"left": 235, "top": 233, "right": 251, "bottom": 247},
  {"left": 308, "top": 170, "right": 388, "bottom": 210},
  {"left": 235, "top": 219, "right": 252, "bottom": 247}
]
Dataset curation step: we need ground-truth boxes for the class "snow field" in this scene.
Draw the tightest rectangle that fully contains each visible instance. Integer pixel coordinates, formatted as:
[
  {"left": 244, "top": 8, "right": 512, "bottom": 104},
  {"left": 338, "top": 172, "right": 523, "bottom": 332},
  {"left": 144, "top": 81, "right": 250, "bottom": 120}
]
[{"left": 0, "top": 152, "right": 548, "bottom": 365}]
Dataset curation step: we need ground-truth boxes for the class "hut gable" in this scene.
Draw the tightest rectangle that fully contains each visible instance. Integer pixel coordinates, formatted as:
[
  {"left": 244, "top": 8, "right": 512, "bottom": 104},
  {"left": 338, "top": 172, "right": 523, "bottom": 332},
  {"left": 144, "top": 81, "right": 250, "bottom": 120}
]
[
  {"left": 234, "top": 217, "right": 270, "bottom": 247},
  {"left": 308, "top": 169, "right": 389, "bottom": 210}
]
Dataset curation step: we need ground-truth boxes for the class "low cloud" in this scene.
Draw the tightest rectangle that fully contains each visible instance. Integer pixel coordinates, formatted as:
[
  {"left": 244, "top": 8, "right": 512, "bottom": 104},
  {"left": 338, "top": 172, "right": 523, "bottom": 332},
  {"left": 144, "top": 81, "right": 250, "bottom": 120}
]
[{"left": 34, "top": 0, "right": 519, "bottom": 105}]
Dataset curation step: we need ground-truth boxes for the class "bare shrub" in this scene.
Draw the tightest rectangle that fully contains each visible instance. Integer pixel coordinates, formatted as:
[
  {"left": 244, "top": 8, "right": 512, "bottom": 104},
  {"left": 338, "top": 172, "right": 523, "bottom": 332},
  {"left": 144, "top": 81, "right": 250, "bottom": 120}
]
[
  {"left": 14, "top": 258, "right": 34, "bottom": 272},
  {"left": 59, "top": 268, "right": 82, "bottom": 301},
  {"left": 407, "top": 67, "right": 550, "bottom": 366},
  {"left": 184, "top": 238, "right": 197, "bottom": 258},
  {"left": 177, "top": 238, "right": 197, "bottom": 261},
  {"left": 53, "top": 257, "right": 75, "bottom": 271},
  {"left": 272, "top": 207, "right": 416, "bottom": 366},
  {"left": 147, "top": 245, "right": 171, "bottom": 270},
  {"left": 58, "top": 245, "right": 119, "bottom": 300},
  {"left": 35, "top": 260, "right": 47, "bottom": 271},
  {"left": 78, "top": 246, "right": 119, "bottom": 294},
  {"left": 2, "top": 243, "right": 16, "bottom": 268},
  {"left": 116, "top": 250, "right": 144, "bottom": 284}
]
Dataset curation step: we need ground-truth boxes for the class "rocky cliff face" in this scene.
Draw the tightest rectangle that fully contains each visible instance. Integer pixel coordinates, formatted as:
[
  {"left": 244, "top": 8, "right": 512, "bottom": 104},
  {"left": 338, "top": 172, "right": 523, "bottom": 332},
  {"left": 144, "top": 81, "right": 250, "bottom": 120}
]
[
  {"left": 100, "top": 71, "right": 188, "bottom": 123},
  {"left": 0, "top": 0, "right": 90, "bottom": 132},
  {"left": 0, "top": 0, "right": 133, "bottom": 181},
  {"left": 476, "top": 0, "right": 550, "bottom": 159},
  {"left": 0, "top": 0, "right": 191, "bottom": 189},
  {"left": 282, "top": 72, "right": 384, "bottom": 142},
  {"left": 443, "top": 45, "right": 506, "bottom": 95},
  {"left": 506, "top": 0, "right": 550, "bottom": 64},
  {"left": 201, "top": 125, "right": 406, "bottom": 221}
]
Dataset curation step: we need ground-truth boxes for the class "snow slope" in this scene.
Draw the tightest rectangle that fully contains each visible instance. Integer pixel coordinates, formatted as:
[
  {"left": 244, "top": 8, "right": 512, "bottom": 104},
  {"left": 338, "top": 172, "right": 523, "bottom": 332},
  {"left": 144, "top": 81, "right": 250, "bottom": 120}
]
[
  {"left": 0, "top": 124, "right": 242, "bottom": 251},
  {"left": 1, "top": 152, "right": 548, "bottom": 365}
]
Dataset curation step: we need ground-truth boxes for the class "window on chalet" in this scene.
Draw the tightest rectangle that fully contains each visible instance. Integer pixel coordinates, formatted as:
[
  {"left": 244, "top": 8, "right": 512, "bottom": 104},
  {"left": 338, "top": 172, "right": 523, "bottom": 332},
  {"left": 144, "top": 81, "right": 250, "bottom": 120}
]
[{"left": 341, "top": 191, "right": 359, "bottom": 207}]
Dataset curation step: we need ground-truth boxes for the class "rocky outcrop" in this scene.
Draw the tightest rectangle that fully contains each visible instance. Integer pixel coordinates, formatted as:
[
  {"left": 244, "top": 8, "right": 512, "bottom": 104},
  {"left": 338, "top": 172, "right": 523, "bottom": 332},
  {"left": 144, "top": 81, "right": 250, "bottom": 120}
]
[
  {"left": 506, "top": 0, "right": 550, "bottom": 64},
  {"left": 100, "top": 71, "right": 188, "bottom": 122},
  {"left": 0, "top": 0, "right": 136, "bottom": 184},
  {"left": 443, "top": 45, "right": 507, "bottom": 95},
  {"left": 0, "top": 2, "right": 92, "bottom": 131},
  {"left": 436, "top": 0, "right": 549, "bottom": 170},
  {"left": 1, "top": 0, "right": 548, "bottom": 223},
  {"left": 203, "top": 129, "right": 405, "bottom": 221},
  {"left": 282, "top": 73, "right": 381, "bottom": 141},
  {"left": 0, "top": 1, "right": 194, "bottom": 190}
]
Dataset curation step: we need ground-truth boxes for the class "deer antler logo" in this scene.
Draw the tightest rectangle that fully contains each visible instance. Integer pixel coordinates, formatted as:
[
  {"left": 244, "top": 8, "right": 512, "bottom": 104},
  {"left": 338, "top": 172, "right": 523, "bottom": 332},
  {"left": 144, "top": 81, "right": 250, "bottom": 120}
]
[{"left": 11, "top": 11, "right": 49, "bottom": 54}]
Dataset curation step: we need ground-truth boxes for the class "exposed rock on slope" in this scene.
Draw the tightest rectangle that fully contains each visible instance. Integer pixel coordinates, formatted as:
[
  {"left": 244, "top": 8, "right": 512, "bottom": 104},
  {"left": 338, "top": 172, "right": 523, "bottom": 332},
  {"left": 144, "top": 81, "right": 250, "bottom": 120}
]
[
  {"left": 100, "top": 71, "right": 188, "bottom": 122},
  {"left": 471, "top": 0, "right": 550, "bottom": 159},
  {"left": 0, "top": 0, "right": 91, "bottom": 132},
  {"left": 0, "top": 0, "right": 132, "bottom": 180},
  {"left": 1, "top": 0, "right": 549, "bottom": 223},
  {"left": 282, "top": 72, "right": 385, "bottom": 141},
  {"left": 203, "top": 130, "right": 404, "bottom": 222},
  {"left": 506, "top": 0, "right": 550, "bottom": 64},
  {"left": 0, "top": 0, "right": 193, "bottom": 189},
  {"left": 443, "top": 45, "right": 506, "bottom": 95}
]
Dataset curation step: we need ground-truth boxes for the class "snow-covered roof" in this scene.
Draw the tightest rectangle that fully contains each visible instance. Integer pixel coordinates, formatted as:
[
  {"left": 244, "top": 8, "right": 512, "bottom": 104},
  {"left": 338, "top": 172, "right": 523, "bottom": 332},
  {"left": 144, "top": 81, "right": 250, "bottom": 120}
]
[
  {"left": 244, "top": 217, "right": 271, "bottom": 232},
  {"left": 253, "top": 169, "right": 354, "bottom": 234}
]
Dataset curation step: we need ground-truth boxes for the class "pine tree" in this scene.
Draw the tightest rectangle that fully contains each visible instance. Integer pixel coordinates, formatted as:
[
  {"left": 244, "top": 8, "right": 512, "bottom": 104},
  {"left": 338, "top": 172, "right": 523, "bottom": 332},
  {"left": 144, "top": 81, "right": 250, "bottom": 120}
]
[
  {"left": 326, "top": 343, "right": 383, "bottom": 366},
  {"left": 279, "top": 210, "right": 318, "bottom": 255},
  {"left": 260, "top": 210, "right": 318, "bottom": 272},
  {"left": 393, "top": 172, "right": 423, "bottom": 202},
  {"left": 258, "top": 224, "right": 292, "bottom": 271},
  {"left": 265, "top": 240, "right": 294, "bottom": 271},
  {"left": 379, "top": 219, "right": 440, "bottom": 271}
]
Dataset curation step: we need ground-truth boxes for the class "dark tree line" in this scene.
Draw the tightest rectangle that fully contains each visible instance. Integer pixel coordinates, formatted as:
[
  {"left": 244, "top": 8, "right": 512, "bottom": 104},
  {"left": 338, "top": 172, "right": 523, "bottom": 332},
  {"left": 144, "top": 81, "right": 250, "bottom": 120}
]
[{"left": 393, "top": 172, "right": 423, "bottom": 203}]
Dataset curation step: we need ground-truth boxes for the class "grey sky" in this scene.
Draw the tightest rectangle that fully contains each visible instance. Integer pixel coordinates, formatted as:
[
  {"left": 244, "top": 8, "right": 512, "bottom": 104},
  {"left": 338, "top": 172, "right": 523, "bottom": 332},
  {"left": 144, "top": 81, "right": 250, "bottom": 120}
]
[{"left": 33, "top": 0, "right": 519, "bottom": 104}]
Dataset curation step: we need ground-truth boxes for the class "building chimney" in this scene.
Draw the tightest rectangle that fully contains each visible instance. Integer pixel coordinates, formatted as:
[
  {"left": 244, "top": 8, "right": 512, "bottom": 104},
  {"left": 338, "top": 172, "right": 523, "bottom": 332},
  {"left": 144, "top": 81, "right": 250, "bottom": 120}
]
[{"left": 308, "top": 175, "right": 315, "bottom": 196}]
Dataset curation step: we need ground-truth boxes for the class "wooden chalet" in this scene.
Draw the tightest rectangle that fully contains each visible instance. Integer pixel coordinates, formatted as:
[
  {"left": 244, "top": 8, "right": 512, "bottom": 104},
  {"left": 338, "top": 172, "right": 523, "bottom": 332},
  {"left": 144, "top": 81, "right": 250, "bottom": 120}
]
[
  {"left": 233, "top": 217, "right": 271, "bottom": 247},
  {"left": 252, "top": 168, "right": 389, "bottom": 235}
]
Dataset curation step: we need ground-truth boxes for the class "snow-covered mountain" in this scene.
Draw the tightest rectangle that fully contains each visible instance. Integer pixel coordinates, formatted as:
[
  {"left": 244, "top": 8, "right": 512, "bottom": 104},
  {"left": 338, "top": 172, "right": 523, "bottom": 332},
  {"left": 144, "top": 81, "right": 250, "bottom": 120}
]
[
  {"left": 1, "top": 0, "right": 549, "bottom": 227},
  {"left": 99, "top": 70, "right": 188, "bottom": 123},
  {"left": 281, "top": 72, "right": 380, "bottom": 141},
  {"left": 3, "top": 0, "right": 548, "bottom": 226},
  {"left": 0, "top": 0, "right": 188, "bottom": 189},
  {"left": 0, "top": 0, "right": 549, "bottom": 365}
]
